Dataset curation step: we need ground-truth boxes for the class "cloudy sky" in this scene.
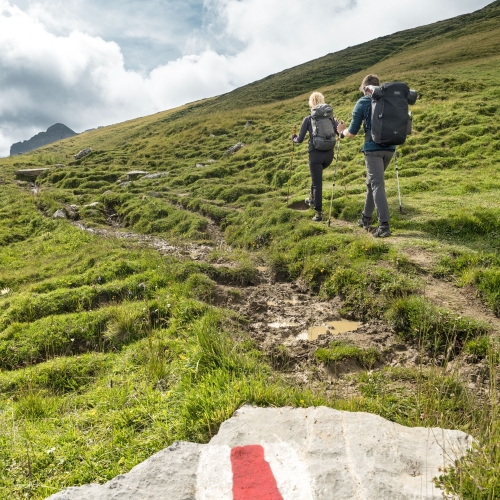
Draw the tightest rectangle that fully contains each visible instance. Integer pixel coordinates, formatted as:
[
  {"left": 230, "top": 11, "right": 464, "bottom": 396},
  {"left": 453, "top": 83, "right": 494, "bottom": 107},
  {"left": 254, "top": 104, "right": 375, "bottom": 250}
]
[{"left": 0, "top": 0, "right": 493, "bottom": 157}]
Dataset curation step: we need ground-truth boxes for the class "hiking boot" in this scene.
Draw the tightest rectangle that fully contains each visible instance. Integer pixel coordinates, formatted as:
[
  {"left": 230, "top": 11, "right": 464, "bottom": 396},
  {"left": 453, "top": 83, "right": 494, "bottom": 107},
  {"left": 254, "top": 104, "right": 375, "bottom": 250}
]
[
  {"left": 305, "top": 197, "right": 314, "bottom": 207},
  {"left": 312, "top": 211, "right": 322, "bottom": 222},
  {"left": 373, "top": 224, "right": 391, "bottom": 238},
  {"left": 357, "top": 214, "right": 372, "bottom": 231}
]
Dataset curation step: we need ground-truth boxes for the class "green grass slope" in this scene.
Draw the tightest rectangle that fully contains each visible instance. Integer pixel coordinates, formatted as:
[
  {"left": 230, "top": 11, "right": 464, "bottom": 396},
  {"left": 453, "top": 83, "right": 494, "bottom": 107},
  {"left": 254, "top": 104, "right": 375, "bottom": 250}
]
[{"left": 1, "top": 2, "right": 500, "bottom": 498}]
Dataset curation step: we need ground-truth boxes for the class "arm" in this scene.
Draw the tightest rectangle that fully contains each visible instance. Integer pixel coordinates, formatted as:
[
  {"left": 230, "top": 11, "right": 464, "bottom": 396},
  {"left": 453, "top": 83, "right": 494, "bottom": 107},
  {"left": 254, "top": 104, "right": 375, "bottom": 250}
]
[
  {"left": 336, "top": 98, "right": 366, "bottom": 139},
  {"left": 292, "top": 116, "right": 310, "bottom": 143},
  {"left": 336, "top": 124, "right": 355, "bottom": 139}
]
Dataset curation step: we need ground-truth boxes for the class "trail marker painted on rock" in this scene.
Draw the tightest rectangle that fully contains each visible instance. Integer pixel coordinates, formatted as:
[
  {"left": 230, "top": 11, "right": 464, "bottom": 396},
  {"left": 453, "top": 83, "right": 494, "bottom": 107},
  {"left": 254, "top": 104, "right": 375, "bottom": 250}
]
[{"left": 231, "top": 445, "right": 284, "bottom": 500}]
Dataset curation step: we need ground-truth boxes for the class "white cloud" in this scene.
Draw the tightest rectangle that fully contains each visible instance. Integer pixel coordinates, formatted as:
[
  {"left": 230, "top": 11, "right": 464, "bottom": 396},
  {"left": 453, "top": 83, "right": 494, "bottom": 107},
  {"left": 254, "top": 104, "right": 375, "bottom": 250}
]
[{"left": 0, "top": 0, "right": 493, "bottom": 156}]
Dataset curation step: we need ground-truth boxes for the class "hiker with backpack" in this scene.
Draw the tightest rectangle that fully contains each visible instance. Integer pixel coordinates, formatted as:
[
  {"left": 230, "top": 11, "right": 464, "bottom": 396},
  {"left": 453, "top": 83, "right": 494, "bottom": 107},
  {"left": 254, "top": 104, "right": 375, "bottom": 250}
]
[
  {"left": 336, "top": 74, "right": 395, "bottom": 237},
  {"left": 337, "top": 74, "right": 417, "bottom": 237},
  {"left": 292, "top": 91, "right": 337, "bottom": 222}
]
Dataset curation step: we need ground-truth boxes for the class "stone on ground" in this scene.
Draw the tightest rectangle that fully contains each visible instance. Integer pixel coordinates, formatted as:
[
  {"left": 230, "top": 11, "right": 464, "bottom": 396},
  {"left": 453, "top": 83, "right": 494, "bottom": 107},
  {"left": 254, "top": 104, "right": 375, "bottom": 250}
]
[{"left": 47, "top": 406, "right": 471, "bottom": 499}]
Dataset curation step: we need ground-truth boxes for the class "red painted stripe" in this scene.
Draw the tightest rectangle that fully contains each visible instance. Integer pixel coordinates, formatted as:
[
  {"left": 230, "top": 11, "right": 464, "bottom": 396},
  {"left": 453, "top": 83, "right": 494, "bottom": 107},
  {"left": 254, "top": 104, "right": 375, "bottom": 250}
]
[{"left": 231, "top": 445, "right": 284, "bottom": 500}]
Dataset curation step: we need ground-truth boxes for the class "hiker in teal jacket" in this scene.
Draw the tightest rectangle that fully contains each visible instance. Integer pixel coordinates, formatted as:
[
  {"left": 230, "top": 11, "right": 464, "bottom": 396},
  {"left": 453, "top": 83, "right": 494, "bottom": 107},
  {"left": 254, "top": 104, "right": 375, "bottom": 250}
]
[{"left": 337, "top": 74, "right": 395, "bottom": 237}]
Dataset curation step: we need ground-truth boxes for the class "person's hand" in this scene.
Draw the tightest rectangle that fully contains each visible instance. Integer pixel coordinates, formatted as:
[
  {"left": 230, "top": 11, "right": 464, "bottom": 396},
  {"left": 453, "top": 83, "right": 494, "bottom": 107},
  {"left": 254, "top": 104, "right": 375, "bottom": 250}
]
[{"left": 336, "top": 121, "right": 346, "bottom": 133}]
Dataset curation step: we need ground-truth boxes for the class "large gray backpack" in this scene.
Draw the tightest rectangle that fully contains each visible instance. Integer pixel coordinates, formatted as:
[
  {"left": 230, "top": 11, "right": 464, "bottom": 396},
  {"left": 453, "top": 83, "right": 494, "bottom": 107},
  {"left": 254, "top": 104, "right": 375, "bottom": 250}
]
[
  {"left": 366, "top": 82, "right": 418, "bottom": 146},
  {"left": 311, "top": 104, "right": 337, "bottom": 151}
]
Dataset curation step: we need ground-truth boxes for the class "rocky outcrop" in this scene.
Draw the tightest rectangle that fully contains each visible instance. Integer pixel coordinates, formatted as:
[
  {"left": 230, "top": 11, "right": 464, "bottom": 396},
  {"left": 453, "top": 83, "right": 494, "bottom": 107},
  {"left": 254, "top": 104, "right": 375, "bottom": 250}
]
[
  {"left": 10, "top": 124, "right": 76, "bottom": 156},
  {"left": 14, "top": 168, "right": 50, "bottom": 178},
  {"left": 47, "top": 405, "right": 472, "bottom": 499},
  {"left": 224, "top": 142, "right": 244, "bottom": 156},
  {"left": 74, "top": 148, "right": 92, "bottom": 160}
]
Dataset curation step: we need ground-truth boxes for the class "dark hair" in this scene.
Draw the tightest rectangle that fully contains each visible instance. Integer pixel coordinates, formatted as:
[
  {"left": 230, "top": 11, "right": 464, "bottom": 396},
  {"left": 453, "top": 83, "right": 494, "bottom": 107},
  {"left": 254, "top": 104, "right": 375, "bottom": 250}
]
[{"left": 360, "top": 74, "right": 380, "bottom": 92}]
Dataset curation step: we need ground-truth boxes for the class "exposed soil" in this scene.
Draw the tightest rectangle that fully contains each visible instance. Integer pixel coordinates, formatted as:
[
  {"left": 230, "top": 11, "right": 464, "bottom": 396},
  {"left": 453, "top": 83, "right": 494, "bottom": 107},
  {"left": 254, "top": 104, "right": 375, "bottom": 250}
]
[
  {"left": 394, "top": 241, "right": 500, "bottom": 333},
  {"left": 73, "top": 222, "right": 215, "bottom": 261},
  {"left": 68, "top": 209, "right": 497, "bottom": 399}
]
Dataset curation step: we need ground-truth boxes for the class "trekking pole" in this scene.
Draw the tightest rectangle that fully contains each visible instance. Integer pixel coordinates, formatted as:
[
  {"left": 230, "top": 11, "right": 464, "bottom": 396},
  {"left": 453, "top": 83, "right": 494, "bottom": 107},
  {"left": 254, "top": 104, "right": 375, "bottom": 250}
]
[
  {"left": 340, "top": 144, "right": 348, "bottom": 198},
  {"left": 286, "top": 125, "right": 297, "bottom": 204},
  {"left": 395, "top": 149, "right": 403, "bottom": 214},
  {"left": 327, "top": 139, "right": 341, "bottom": 227}
]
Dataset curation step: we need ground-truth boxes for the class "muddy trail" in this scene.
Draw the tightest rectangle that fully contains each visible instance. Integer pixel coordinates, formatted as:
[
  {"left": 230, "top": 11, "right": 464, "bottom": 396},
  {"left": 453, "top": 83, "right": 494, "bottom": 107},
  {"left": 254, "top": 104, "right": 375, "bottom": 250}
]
[{"left": 69, "top": 206, "right": 499, "bottom": 400}]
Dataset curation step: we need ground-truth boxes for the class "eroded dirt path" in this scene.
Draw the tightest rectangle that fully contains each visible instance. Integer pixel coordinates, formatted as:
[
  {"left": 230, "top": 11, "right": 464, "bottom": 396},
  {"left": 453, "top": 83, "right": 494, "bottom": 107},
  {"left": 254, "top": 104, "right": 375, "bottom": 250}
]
[
  {"left": 394, "top": 240, "right": 500, "bottom": 333},
  {"left": 71, "top": 214, "right": 496, "bottom": 397},
  {"left": 73, "top": 222, "right": 217, "bottom": 261}
]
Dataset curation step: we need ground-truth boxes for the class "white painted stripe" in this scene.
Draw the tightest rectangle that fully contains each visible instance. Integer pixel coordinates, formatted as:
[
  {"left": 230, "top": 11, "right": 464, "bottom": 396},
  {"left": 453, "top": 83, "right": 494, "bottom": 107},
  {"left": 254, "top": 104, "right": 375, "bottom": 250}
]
[
  {"left": 195, "top": 445, "right": 233, "bottom": 500},
  {"left": 264, "top": 442, "right": 314, "bottom": 500}
]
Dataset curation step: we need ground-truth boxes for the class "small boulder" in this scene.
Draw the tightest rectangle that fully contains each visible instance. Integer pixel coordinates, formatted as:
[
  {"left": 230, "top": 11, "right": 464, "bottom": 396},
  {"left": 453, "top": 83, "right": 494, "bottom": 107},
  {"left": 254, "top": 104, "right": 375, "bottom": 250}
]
[
  {"left": 125, "top": 171, "right": 148, "bottom": 179},
  {"left": 74, "top": 148, "right": 92, "bottom": 160},
  {"left": 14, "top": 168, "right": 50, "bottom": 179},
  {"left": 53, "top": 209, "right": 66, "bottom": 219},
  {"left": 143, "top": 172, "right": 169, "bottom": 179},
  {"left": 224, "top": 142, "right": 245, "bottom": 156}
]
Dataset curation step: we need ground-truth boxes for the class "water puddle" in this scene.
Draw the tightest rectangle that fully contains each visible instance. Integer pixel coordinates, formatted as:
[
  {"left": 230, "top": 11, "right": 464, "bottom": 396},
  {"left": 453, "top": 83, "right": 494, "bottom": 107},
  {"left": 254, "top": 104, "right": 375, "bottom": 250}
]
[
  {"left": 268, "top": 321, "right": 299, "bottom": 329},
  {"left": 308, "top": 326, "right": 329, "bottom": 340},
  {"left": 297, "top": 320, "right": 363, "bottom": 341},
  {"left": 326, "top": 321, "right": 363, "bottom": 334}
]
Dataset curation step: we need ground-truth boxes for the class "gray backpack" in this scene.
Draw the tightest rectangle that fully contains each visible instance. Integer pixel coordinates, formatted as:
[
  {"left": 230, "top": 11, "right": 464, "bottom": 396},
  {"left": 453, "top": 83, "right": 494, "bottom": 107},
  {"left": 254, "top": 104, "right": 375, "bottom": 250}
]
[{"left": 311, "top": 104, "right": 337, "bottom": 151}]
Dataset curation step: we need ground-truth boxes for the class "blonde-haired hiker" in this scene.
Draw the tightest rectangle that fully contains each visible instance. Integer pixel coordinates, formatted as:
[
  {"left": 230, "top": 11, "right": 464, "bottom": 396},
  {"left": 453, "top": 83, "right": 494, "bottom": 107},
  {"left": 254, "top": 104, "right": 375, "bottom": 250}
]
[{"left": 292, "top": 91, "right": 337, "bottom": 222}]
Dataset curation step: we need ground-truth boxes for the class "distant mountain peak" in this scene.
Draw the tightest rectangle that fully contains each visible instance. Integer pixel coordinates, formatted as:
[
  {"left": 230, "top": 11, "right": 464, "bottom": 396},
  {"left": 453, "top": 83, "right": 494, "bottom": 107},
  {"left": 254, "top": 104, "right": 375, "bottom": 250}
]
[{"left": 10, "top": 124, "right": 77, "bottom": 156}]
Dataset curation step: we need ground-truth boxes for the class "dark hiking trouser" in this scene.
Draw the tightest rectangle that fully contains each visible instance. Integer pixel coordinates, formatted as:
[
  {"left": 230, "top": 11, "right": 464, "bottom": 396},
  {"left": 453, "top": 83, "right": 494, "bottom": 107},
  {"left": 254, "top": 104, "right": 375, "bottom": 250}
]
[
  {"left": 363, "top": 150, "right": 394, "bottom": 224},
  {"left": 309, "top": 149, "right": 334, "bottom": 212}
]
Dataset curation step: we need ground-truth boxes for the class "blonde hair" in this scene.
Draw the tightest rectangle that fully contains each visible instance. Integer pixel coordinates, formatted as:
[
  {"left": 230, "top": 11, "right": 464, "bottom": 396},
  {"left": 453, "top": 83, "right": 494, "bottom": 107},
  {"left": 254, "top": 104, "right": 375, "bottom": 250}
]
[{"left": 309, "top": 92, "right": 325, "bottom": 108}]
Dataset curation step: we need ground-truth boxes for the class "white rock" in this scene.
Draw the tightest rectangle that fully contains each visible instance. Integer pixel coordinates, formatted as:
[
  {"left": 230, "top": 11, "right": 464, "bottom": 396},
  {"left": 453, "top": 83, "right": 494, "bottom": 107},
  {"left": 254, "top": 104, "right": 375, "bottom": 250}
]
[
  {"left": 52, "top": 209, "right": 66, "bottom": 219},
  {"left": 224, "top": 142, "right": 244, "bottom": 156},
  {"left": 47, "top": 406, "right": 471, "bottom": 500},
  {"left": 126, "top": 171, "right": 148, "bottom": 178},
  {"left": 143, "top": 172, "right": 169, "bottom": 179},
  {"left": 74, "top": 148, "right": 92, "bottom": 160}
]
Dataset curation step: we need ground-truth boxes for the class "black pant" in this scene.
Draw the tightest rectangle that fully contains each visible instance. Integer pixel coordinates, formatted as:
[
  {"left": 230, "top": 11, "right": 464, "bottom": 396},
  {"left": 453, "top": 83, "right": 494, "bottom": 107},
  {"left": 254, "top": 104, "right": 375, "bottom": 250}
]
[{"left": 309, "top": 149, "right": 334, "bottom": 212}]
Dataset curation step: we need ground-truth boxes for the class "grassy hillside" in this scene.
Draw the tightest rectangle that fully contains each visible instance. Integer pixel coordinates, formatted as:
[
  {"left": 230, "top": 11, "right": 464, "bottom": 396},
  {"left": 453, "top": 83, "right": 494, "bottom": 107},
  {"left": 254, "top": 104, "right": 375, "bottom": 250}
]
[{"left": 1, "top": 2, "right": 500, "bottom": 498}]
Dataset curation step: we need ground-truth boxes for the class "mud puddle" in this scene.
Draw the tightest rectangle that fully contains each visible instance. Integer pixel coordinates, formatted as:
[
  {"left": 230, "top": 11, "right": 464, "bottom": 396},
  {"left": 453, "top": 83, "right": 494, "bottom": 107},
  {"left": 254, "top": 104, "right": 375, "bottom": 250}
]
[{"left": 299, "top": 321, "right": 363, "bottom": 341}]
